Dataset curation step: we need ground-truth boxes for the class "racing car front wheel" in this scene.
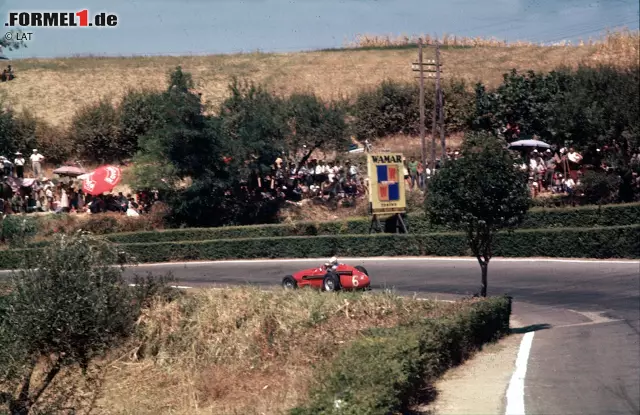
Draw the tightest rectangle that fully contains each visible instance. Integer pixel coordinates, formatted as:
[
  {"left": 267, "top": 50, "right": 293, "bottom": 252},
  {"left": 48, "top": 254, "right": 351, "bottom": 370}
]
[
  {"left": 282, "top": 275, "right": 297, "bottom": 290},
  {"left": 323, "top": 273, "right": 341, "bottom": 292},
  {"left": 355, "top": 265, "right": 369, "bottom": 276}
]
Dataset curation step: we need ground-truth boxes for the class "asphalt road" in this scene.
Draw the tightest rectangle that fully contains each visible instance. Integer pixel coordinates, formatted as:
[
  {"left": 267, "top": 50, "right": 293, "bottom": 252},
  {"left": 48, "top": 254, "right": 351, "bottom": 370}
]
[
  {"left": 123, "top": 257, "right": 640, "bottom": 415},
  {"left": 2, "top": 257, "right": 639, "bottom": 414}
]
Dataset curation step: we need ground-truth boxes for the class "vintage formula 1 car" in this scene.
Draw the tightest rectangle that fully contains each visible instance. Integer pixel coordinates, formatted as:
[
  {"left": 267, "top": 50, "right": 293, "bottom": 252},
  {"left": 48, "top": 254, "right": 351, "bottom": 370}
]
[{"left": 281, "top": 257, "right": 371, "bottom": 292}]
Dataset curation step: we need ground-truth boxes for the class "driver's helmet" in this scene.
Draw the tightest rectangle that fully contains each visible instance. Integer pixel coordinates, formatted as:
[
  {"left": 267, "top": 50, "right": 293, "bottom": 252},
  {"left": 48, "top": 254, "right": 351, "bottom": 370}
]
[{"left": 330, "top": 256, "right": 338, "bottom": 266}]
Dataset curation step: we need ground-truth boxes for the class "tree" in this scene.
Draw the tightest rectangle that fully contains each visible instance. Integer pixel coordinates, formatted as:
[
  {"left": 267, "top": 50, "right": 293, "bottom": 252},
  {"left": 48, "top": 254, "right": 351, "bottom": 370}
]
[
  {"left": 286, "top": 93, "right": 350, "bottom": 171},
  {"left": 0, "top": 232, "right": 138, "bottom": 414},
  {"left": 69, "top": 98, "right": 122, "bottom": 163},
  {"left": 118, "top": 89, "right": 166, "bottom": 160},
  {"left": 425, "top": 133, "right": 530, "bottom": 296}
]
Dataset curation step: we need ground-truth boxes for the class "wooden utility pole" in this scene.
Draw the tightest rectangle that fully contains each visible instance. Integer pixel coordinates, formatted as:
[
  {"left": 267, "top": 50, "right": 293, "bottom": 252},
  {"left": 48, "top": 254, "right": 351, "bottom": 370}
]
[
  {"left": 418, "top": 38, "right": 426, "bottom": 170},
  {"left": 437, "top": 43, "right": 445, "bottom": 166},
  {"left": 412, "top": 40, "right": 443, "bottom": 172},
  {"left": 432, "top": 40, "right": 441, "bottom": 171}
]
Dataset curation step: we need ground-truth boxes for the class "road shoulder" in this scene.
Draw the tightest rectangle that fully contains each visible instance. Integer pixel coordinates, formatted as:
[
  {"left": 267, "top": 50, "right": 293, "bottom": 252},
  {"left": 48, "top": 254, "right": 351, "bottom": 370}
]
[{"left": 415, "top": 319, "right": 525, "bottom": 415}]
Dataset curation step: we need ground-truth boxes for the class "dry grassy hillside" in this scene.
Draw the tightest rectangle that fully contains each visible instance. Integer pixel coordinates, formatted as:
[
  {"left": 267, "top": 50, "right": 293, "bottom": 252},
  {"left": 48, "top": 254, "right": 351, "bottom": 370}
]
[{"left": 1, "top": 30, "right": 637, "bottom": 126}]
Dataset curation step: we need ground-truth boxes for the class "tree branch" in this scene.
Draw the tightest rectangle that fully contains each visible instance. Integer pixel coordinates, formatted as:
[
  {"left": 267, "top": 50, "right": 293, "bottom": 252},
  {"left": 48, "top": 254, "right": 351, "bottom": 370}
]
[{"left": 295, "top": 141, "right": 323, "bottom": 174}]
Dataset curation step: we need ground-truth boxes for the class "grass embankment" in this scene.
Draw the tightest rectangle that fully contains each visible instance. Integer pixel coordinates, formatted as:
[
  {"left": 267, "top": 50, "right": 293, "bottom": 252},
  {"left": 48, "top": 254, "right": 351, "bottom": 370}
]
[
  {"left": 40, "top": 287, "right": 510, "bottom": 415},
  {"left": 2, "top": 31, "right": 637, "bottom": 127}
]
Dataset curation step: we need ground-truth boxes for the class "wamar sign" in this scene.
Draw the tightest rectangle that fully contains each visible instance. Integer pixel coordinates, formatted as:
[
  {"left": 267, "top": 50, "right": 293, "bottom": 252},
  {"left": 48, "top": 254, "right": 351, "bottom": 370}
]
[{"left": 367, "top": 153, "right": 406, "bottom": 215}]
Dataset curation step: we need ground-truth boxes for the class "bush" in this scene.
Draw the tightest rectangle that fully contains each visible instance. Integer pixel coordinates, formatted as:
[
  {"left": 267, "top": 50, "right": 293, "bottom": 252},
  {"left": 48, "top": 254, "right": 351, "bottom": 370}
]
[
  {"left": 0, "top": 232, "right": 139, "bottom": 414},
  {"left": 93, "top": 202, "right": 640, "bottom": 244},
  {"left": 353, "top": 80, "right": 423, "bottom": 139},
  {"left": 34, "top": 118, "right": 73, "bottom": 164},
  {"left": 70, "top": 98, "right": 123, "bottom": 163},
  {"left": 291, "top": 296, "right": 511, "bottom": 414},
  {"left": 579, "top": 171, "right": 622, "bottom": 204},
  {"left": 0, "top": 215, "right": 38, "bottom": 248},
  {"left": 4, "top": 225, "right": 636, "bottom": 269},
  {"left": 15, "top": 203, "right": 640, "bottom": 250},
  {"left": 118, "top": 89, "right": 166, "bottom": 159},
  {"left": 352, "top": 79, "right": 474, "bottom": 140}
]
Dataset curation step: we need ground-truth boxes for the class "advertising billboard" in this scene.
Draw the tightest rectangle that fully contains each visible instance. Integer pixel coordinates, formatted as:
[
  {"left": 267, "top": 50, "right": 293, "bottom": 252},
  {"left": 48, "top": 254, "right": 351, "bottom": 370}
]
[{"left": 366, "top": 153, "right": 406, "bottom": 215}]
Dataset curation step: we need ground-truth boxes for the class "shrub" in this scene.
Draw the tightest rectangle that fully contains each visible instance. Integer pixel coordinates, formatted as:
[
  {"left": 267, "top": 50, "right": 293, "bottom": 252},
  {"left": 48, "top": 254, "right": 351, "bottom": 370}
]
[
  {"left": 86, "top": 202, "right": 640, "bottom": 245},
  {"left": 0, "top": 215, "right": 38, "bottom": 248},
  {"left": 579, "top": 170, "right": 622, "bottom": 204},
  {"left": 291, "top": 296, "right": 511, "bottom": 414},
  {"left": 352, "top": 78, "right": 476, "bottom": 140},
  {"left": 7, "top": 225, "right": 637, "bottom": 269},
  {"left": 70, "top": 98, "right": 123, "bottom": 163},
  {"left": 118, "top": 89, "right": 166, "bottom": 159},
  {"left": 34, "top": 118, "right": 73, "bottom": 165},
  {"left": 0, "top": 232, "right": 138, "bottom": 414},
  {"left": 353, "top": 80, "right": 424, "bottom": 139}
]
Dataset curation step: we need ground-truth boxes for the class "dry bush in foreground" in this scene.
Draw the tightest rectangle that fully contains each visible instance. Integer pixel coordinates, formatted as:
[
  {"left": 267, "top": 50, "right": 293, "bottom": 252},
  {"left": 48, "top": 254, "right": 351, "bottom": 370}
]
[{"left": 54, "top": 287, "right": 464, "bottom": 415}]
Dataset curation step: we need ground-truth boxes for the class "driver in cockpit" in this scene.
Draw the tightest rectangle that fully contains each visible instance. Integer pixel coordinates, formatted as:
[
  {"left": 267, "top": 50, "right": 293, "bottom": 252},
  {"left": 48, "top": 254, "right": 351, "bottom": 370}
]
[{"left": 325, "top": 256, "right": 339, "bottom": 270}]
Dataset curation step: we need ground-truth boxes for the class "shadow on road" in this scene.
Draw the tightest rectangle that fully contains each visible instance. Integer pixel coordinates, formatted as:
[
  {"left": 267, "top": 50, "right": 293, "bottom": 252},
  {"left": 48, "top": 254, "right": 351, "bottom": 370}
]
[{"left": 511, "top": 323, "right": 552, "bottom": 334}]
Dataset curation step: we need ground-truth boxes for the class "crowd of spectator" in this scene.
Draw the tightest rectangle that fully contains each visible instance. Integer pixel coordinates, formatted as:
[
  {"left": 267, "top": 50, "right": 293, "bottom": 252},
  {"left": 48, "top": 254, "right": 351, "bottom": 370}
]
[
  {"left": 251, "top": 157, "right": 369, "bottom": 205},
  {"left": 2, "top": 141, "right": 638, "bottom": 217},
  {"left": 0, "top": 148, "right": 161, "bottom": 218}
]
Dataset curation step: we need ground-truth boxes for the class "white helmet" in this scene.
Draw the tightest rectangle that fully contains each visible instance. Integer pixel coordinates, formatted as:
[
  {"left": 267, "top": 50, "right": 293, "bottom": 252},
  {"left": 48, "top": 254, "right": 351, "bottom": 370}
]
[{"left": 330, "top": 256, "right": 338, "bottom": 265}]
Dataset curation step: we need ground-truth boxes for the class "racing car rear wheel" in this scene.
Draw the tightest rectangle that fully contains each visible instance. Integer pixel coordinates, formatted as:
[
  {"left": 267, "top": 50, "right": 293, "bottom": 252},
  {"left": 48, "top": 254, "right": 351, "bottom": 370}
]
[
  {"left": 323, "top": 273, "right": 340, "bottom": 292},
  {"left": 355, "top": 265, "right": 369, "bottom": 276},
  {"left": 282, "top": 275, "right": 297, "bottom": 289}
]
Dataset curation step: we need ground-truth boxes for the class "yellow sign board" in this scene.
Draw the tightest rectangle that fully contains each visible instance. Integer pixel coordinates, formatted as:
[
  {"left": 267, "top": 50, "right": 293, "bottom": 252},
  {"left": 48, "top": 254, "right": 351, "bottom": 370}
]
[{"left": 367, "top": 153, "right": 406, "bottom": 215}]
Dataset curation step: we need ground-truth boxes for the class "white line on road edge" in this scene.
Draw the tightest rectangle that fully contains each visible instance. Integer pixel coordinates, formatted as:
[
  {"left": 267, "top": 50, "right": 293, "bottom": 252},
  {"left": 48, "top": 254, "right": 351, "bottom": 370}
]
[
  {"left": 134, "top": 257, "right": 639, "bottom": 267},
  {"left": 1, "top": 257, "right": 635, "bottom": 274},
  {"left": 505, "top": 331, "right": 535, "bottom": 415}
]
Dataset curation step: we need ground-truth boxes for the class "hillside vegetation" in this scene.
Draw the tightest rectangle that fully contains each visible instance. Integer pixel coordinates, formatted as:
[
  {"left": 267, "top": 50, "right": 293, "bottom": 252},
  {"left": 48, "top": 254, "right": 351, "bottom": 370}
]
[{"left": 1, "top": 30, "right": 637, "bottom": 126}]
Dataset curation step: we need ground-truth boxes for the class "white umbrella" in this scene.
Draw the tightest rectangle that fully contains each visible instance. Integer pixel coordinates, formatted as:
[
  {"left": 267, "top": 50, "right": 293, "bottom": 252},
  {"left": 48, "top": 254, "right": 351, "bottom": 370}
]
[
  {"left": 508, "top": 139, "right": 551, "bottom": 150},
  {"left": 53, "top": 166, "right": 86, "bottom": 177}
]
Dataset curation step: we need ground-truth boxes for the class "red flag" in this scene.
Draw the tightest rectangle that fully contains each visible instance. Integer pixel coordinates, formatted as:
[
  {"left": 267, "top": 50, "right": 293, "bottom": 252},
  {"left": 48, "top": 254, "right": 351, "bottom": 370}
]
[{"left": 82, "top": 165, "right": 122, "bottom": 196}]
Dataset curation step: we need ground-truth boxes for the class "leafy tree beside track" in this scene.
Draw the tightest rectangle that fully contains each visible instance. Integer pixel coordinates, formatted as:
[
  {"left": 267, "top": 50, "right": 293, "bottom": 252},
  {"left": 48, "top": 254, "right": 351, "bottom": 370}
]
[{"left": 425, "top": 133, "right": 531, "bottom": 297}]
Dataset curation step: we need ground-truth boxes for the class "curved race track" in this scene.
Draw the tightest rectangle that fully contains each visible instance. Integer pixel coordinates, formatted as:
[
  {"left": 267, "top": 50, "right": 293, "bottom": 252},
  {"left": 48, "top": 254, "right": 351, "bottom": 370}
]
[
  {"left": 2, "top": 257, "right": 639, "bottom": 414},
  {"left": 126, "top": 257, "right": 640, "bottom": 415}
]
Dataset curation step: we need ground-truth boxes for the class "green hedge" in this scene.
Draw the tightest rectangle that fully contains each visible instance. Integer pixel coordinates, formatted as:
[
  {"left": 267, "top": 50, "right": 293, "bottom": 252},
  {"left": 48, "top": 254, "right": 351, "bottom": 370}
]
[
  {"left": 290, "top": 296, "right": 512, "bottom": 414},
  {"left": 53, "top": 202, "right": 638, "bottom": 246},
  {"left": 3, "top": 225, "right": 637, "bottom": 269}
]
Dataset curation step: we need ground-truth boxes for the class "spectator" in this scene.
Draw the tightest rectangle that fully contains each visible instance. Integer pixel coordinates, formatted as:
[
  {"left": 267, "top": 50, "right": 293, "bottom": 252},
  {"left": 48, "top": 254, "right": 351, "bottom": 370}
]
[
  {"left": 0, "top": 157, "right": 12, "bottom": 177},
  {"left": 545, "top": 150, "right": 556, "bottom": 189},
  {"left": 417, "top": 161, "right": 425, "bottom": 189},
  {"left": 0, "top": 65, "right": 14, "bottom": 82},
  {"left": 408, "top": 157, "right": 418, "bottom": 189},
  {"left": 13, "top": 152, "right": 25, "bottom": 178},
  {"left": 60, "top": 187, "right": 69, "bottom": 213},
  {"left": 567, "top": 147, "right": 583, "bottom": 180},
  {"left": 30, "top": 149, "right": 44, "bottom": 179}
]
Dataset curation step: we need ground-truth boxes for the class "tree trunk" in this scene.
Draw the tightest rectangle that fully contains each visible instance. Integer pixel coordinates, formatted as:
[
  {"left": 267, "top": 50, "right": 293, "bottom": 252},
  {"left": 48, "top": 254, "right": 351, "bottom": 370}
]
[
  {"left": 480, "top": 261, "right": 488, "bottom": 297},
  {"left": 294, "top": 142, "right": 322, "bottom": 174}
]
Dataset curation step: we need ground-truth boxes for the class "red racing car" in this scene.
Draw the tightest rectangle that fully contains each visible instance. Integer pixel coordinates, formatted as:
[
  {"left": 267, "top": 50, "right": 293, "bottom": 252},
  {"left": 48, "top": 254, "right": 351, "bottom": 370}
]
[{"left": 281, "top": 257, "right": 371, "bottom": 292}]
